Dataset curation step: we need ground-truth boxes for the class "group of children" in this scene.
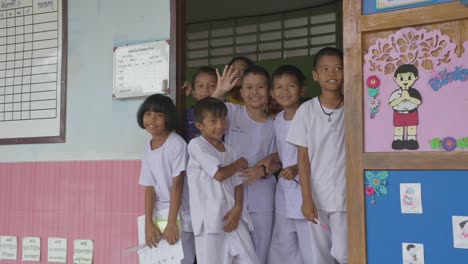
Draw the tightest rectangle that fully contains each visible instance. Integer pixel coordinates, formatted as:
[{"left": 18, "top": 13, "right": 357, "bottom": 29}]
[{"left": 137, "top": 47, "right": 348, "bottom": 264}]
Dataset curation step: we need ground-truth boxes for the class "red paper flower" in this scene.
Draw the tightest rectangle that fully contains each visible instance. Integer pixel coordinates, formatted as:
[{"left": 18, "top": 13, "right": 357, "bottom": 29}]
[
  {"left": 365, "top": 186, "right": 376, "bottom": 196},
  {"left": 367, "top": 75, "right": 381, "bottom": 88}
]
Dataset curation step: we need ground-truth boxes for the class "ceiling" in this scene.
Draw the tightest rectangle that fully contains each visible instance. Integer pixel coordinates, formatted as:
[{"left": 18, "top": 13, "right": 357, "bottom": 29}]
[{"left": 186, "top": 0, "right": 337, "bottom": 23}]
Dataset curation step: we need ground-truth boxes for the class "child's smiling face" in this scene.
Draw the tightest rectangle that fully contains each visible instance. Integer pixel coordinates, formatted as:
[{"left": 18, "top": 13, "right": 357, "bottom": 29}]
[
  {"left": 241, "top": 73, "right": 269, "bottom": 109},
  {"left": 312, "top": 55, "right": 343, "bottom": 93},
  {"left": 394, "top": 72, "right": 418, "bottom": 90},
  {"left": 192, "top": 72, "right": 217, "bottom": 100}
]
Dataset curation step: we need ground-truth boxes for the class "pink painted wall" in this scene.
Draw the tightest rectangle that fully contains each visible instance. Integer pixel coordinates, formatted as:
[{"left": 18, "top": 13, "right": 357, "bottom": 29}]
[{"left": 0, "top": 160, "right": 144, "bottom": 263}]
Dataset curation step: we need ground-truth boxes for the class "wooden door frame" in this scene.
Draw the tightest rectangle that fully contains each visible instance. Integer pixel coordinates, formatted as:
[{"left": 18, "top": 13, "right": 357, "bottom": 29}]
[
  {"left": 344, "top": 1, "right": 468, "bottom": 263},
  {"left": 170, "top": 0, "right": 187, "bottom": 137}
]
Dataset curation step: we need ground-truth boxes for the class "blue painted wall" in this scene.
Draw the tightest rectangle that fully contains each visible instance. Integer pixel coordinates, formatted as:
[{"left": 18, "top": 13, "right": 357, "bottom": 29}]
[
  {"left": 362, "top": 0, "right": 456, "bottom": 14},
  {"left": 366, "top": 170, "right": 468, "bottom": 263},
  {"left": 0, "top": 0, "right": 170, "bottom": 162}
]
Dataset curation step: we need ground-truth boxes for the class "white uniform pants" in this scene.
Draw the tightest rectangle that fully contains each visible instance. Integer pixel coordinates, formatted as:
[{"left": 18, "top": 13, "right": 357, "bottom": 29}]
[{"left": 194, "top": 223, "right": 259, "bottom": 264}]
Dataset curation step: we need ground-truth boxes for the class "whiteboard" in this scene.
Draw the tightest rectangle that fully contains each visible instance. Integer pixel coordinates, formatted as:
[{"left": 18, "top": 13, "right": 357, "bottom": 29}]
[
  {"left": 113, "top": 41, "right": 169, "bottom": 99},
  {"left": 0, "top": 0, "right": 66, "bottom": 144}
]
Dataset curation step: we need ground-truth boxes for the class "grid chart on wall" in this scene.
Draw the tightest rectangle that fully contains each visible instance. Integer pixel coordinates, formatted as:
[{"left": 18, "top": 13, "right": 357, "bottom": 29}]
[
  {"left": 187, "top": 6, "right": 339, "bottom": 67},
  {"left": 0, "top": 1, "right": 59, "bottom": 122}
]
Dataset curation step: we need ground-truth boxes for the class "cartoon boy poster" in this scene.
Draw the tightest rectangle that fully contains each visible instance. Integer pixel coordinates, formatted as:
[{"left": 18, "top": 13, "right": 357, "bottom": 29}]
[
  {"left": 452, "top": 216, "right": 468, "bottom": 249},
  {"left": 389, "top": 64, "right": 423, "bottom": 150},
  {"left": 402, "top": 243, "right": 425, "bottom": 264}
]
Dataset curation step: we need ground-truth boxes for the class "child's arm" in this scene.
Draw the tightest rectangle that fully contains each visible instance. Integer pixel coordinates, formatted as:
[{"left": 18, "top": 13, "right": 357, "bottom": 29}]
[
  {"left": 213, "top": 157, "right": 248, "bottom": 182},
  {"left": 223, "top": 184, "right": 244, "bottom": 232},
  {"left": 297, "top": 146, "right": 318, "bottom": 224},
  {"left": 144, "top": 186, "right": 163, "bottom": 247},
  {"left": 279, "top": 164, "right": 298, "bottom": 181},
  {"left": 256, "top": 152, "right": 280, "bottom": 174},
  {"left": 181, "top": 81, "right": 192, "bottom": 97},
  {"left": 164, "top": 172, "right": 184, "bottom": 245},
  {"left": 211, "top": 65, "right": 239, "bottom": 99},
  {"left": 242, "top": 153, "right": 282, "bottom": 185}
]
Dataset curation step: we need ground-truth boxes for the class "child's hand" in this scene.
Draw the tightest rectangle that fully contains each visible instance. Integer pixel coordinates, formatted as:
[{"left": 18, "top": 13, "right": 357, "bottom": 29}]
[
  {"left": 240, "top": 167, "right": 265, "bottom": 185},
  {"left": 163, "top": 223, "right": 180, "bottom": 245},
  {"left": 216, "top": 65, "right": 239, "bottom": 94},
  {"left": 302, "top": 197, "right": 319, "bottom": 224},
  {"left": 237, "top": 157, "right": 249, "bottom": 169},
  {"left": 279, "top": 165, "right": 298, "bottom": 181},
  {"left": 181, "top": 81, "right": 192, "bottom": 97},
  {"left": 256, "top": 156, "right": 273, "bottom": 174},
  {"left": 223, "top": 206, "right": 242, "bottom": 232},
  {"left": 145, "top": 222, "right": 163, "bottom": 248}
]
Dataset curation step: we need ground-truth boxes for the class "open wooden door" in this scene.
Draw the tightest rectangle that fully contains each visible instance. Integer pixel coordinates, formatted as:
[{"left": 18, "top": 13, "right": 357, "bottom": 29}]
[{"left": 344, "top": 1, "right": 468, "bottom": 263}]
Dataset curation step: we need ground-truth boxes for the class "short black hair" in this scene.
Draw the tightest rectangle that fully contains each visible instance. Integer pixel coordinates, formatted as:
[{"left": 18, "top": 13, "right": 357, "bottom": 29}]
[
  {"left": 228, "top": 56, "right": 254, "bottom": 67},
  {"left": 271, "top": 64, "right": 305, "bottom": 89},
  {"left": 136, "top": 94, "right": 177, "bottom": 131},
  {"left": 242, "top": 64, "right": 270, "bottom": 84},
  {"left": 313, "top": 47, "right": 344, "bottom": 70},
  {"left": 191, "top": 66, "right": 217, "bottom": 86},
  {"left": 406, "top": 244, "right": 416, "bottom": 251},
  {"left": 193, "top": 97, "right": 227, "bottom": 124},
  {"left": 460, "top": 220, "right": 468, "bottom": 229},
  {"left": 394, "top": 64, "right": 419, "bottom": 78}
]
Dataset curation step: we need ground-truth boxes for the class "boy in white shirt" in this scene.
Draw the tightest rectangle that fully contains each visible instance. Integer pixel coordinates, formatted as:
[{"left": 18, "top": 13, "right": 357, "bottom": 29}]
[
  {"left": 287, "top": 47, "right": 348, "bottom": 263},
  {"left": 259, "top": 65, "right": 316, "bottom": 263},
  {"left": 187, "top": 97, "right": 259, "bottom": 264}
]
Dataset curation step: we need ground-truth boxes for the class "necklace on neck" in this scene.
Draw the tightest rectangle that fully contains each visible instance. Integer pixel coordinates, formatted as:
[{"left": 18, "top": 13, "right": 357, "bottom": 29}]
[{"left": 318, "top": 95, "right": 344, "bottom": 122}]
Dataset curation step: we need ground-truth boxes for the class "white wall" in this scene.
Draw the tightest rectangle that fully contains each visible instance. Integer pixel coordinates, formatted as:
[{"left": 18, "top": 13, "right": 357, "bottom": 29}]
[{"left": 1, "top": 0, "right": 170, "bottom": 162}]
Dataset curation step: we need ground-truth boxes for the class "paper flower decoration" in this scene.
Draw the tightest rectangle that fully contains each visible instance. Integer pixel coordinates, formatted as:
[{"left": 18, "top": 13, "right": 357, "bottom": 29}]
[
  {"left": 365, "top": 171, "right": 389, "bottom": 205},
  {"left": 367, "top": 75, "right": 381, "bottom": 88},
  {"left": 366, "top": 75, "right": 381, "bottom": 119},
  {"left": 368, "top": 98, "right": 380, "bottom": 109},
  {"left": 429, "top": 137, "right": 468, "bottom": 151},
  {"left": 442, "top": 137, "right": 457, "bottom": 151}
]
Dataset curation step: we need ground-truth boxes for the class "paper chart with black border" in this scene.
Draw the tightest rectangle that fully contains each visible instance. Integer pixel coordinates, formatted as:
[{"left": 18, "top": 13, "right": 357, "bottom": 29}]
[{"left": 0, "top": 0, "right": 65, "bottom": 143}]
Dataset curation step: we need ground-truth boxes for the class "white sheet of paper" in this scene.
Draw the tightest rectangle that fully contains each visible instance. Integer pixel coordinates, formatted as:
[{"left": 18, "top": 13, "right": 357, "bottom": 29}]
[
  {"left": 73, "top": 240, "right": 93, "bottom": 264},
  {"left": 452, "top": 216, "right": 468, "bottom": 249},
  {"left": 400, "top": 183, "right": 423, "bottom": 214},
  {"left": 402, "top": 242, "right": 425, "bottom": 264},
  {"left": 136, "top": 209, "right": 185, "bottom": 264},
  {"left": 48, "top": 238, "right": 67, "bottom": 263},
  {"left": 22, "top": 237, "right": 41, "bottom": 261},
  {"left": 113, "top": 41, "right": 170, "bottom": 98},
  {"left": 0, "top": 236, "right": 17, "bottom": 260}
]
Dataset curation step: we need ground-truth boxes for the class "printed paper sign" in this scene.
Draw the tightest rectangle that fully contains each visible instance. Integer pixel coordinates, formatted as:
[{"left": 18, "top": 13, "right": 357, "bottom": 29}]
[
  {"left": 0, "top": 236, "right": 18, "bottom": 260},
  {"left": 402, "top": 243, "right": 425, "bottom": 264},
  {"left": 452, "top": 216, "right": 468, "bottom": 249},
  {"left": 400, "top": 183, "right": 423, "bottom": 214},
  {"left": 22, "top": 237, "right": 41, "bottom": 261},
  {"left": 48, "top": 238, "right": 67, "bottom": 263},
  {"left": 73, "top": 240, "right": 93, "bottom": 264}
]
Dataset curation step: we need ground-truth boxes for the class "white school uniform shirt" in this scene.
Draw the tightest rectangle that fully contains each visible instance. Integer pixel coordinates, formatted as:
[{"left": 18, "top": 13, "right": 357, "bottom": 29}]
[
  {"left": 186, "top": 136, "right": 254, "bottom": 236},
  {"left": 274, "top": 110, "right": 304, "bottom": 219},
  {"left": 224, "top": 103, "right": 277, "bottom": 212},
  {"left": 138, "top": 131, "right": 192, "bottom": 232},
  {"left": 286, "top": 97, "right": 346, "bottom": 212}
]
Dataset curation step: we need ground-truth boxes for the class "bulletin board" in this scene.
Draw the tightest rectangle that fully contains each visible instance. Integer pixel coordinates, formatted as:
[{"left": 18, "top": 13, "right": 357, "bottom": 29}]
[
  {"left": 0, "top": 0, "right": 67, "bottom": 145},
  {"left": 343, "top": 1, "right": 468, "bottom": 263},
  {"left": 365, "top": 170, "right": 468, "bottom": 263}
]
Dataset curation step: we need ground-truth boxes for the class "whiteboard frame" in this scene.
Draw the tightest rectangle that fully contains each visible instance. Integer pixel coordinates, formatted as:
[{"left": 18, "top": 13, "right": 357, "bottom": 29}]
[{"left": 0, "top": 0, "right": 67, "bottom": 145}]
